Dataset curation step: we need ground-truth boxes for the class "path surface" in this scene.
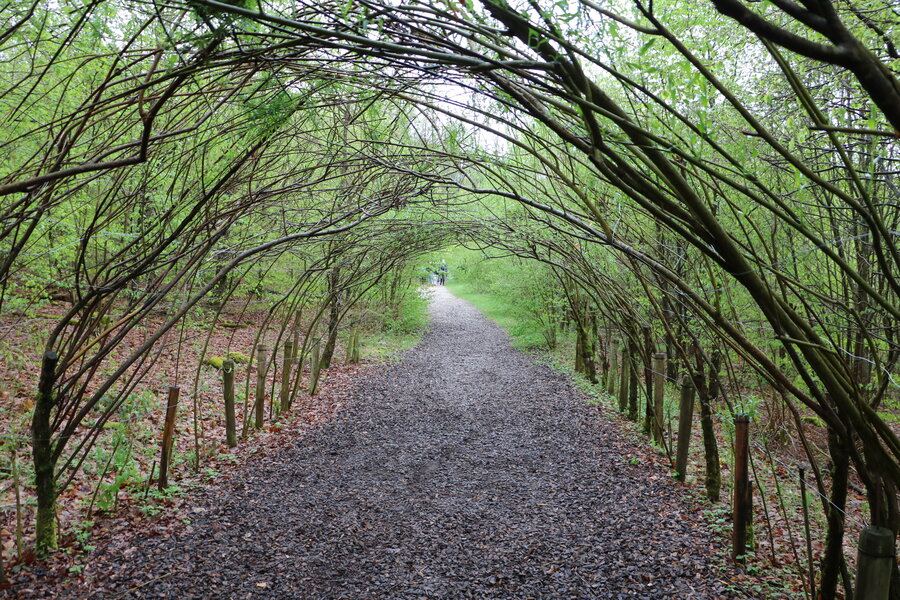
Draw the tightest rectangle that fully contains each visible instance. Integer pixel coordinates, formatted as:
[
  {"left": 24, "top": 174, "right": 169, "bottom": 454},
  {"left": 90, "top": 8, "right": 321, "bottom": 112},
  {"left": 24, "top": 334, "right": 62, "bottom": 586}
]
[{"left": 76, "top": 288, "right": 737, "bottom": 598}]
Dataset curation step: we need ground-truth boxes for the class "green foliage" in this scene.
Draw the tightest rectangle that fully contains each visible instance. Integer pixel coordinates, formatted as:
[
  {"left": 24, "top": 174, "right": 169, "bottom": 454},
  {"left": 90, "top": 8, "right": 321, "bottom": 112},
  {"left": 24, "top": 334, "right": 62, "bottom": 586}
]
[{"left": 139, "top": 484, "right": 185, "bottom": 518}]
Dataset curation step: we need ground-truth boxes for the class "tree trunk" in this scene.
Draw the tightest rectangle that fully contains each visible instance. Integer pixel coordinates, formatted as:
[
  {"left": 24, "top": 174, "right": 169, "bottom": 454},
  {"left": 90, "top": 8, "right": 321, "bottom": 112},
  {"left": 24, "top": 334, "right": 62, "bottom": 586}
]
[
  {"left": 820, "top": 430, "right": 851, "bottom": 600},
  {"left": 696, "top": 372, "right": 721, "bottom": 502},
  {"left": 577, "top": 317, "right": 598, "bottom": 383},
  {"left": 32, "top": 351, "right": 59, "bottom": 556},
  {"left": 320, "top": 267, "right": 342, "bottom": 369}
]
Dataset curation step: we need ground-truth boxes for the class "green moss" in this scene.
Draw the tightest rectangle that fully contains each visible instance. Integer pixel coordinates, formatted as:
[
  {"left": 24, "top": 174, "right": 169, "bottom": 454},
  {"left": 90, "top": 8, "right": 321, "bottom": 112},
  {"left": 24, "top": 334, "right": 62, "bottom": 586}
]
[
  {"left": 203, "top": 356, "right": 225, "bottom": 369},
  {"left": 226, "top": 351, "right": 251, "bottom": 364},
  {"left": 203, "top": 351, "right": 251, "bottom": 369}
]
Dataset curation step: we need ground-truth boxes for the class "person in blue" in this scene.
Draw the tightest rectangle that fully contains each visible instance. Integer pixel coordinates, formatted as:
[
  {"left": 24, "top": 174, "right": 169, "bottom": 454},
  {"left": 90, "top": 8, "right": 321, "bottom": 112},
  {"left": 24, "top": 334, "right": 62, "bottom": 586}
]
[{"left": 438, "top": 261, "right": 448, "bottom": 285}]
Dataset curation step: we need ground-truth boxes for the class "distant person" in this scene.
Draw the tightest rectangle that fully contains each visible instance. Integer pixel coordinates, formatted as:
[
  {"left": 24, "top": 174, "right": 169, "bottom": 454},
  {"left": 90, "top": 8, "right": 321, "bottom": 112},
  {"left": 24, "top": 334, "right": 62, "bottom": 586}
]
[{"left": 438, "top": 262, "right": 448, "bottom": 285}]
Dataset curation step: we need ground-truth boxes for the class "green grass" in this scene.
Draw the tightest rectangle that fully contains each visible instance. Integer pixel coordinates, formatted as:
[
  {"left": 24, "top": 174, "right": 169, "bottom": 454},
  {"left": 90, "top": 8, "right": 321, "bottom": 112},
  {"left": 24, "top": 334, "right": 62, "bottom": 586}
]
[
  {"left": 360, "top": 328, "right": 425, "bottom": 361},
  {"left": 359, "top": 288, "right": 431, "bottom": 361}
]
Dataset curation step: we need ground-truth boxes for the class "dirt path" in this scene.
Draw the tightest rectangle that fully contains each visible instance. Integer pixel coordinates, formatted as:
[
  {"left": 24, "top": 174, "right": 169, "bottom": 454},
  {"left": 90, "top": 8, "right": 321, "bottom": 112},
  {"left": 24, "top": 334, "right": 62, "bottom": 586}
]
[{"left": 57, "top": 287, "right": 738, "bottom": 598}]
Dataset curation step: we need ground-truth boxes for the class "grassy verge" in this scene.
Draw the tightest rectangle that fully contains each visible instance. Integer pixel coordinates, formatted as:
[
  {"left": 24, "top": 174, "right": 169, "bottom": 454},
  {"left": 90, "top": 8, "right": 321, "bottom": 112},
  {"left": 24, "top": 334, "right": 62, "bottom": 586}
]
[
  {"left": 359, "top": 287, "right": 431, "bottom": 361},
  {"left": 360, "top": 328, "right": 426, "bottom": 361}
]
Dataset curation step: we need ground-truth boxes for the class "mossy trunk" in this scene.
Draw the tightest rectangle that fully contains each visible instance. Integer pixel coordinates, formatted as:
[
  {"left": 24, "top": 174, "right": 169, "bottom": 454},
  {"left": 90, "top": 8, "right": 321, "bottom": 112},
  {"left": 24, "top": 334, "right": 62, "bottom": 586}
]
[
  {"left": 576, "top": 318, "right": 597, "bottom": 384},
  {"left": 32, "top": 351, "right": 59, "bottom": 556},
  {"left": 320, "top": 267, "right": 342, "bottom": 369},
  {"left": 820, "top": 430, "right": 850, "bottom": 600},
  {"left": 696, "top": 373, "right": 721, "bottom": 502}
]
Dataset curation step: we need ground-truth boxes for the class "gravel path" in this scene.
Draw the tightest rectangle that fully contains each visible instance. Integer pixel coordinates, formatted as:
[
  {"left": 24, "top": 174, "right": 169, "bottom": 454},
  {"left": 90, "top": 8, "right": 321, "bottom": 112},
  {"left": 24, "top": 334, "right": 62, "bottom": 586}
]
[{"left": 73, "top": 287, "right": 738, "bottom": 598}]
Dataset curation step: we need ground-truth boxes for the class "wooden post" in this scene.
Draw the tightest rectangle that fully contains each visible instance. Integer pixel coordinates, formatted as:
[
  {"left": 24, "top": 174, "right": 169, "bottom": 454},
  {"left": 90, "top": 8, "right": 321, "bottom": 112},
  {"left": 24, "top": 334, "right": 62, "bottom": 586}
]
[
  {"left": 346, "top": 330, "right": 354, "bottom": 365},
  {"left": 641, "top": 326, "right": 653, "bottom": 434},
  {"left": 732, "top": 414, "right": 752, "bottom": 562},
  {"left": 158, "top": 385, "right": 180, "bottom": 490},
  {"left": 11, "top": 449, "right": 23, "bottom": 558},
  {"left": 652, "top": 352, "right": 666, "bottom": 444},
  {"left": 627, "top": 346, "right": 639, "bottom": 421},
  {"left": 308, "top": 337, "right": 321, "bottom": 395},
  {"left": 617, "top": 345, "right": 629, "bottom": 412},
  {"left": 855, "top": 526, "right": 894, "bottom": 600},
  {"left": 606, "top": 340, "right": 618, "bottom": 397},
  {"left": 222, "top": 359, "right": 236, "bottom": 448},
  {"left": 280, "top": 340, "right": 293, "bottom": 413},
  {"left": 354, "top": 328, "right": 361, "bottom": 362},
  {"left": 347, "top": 328, "right": 354, "bottom": 364},
  {"left": 292, "top": 308, "right": 303, "bottom": 333},
  {"left": 574, "top": 332, "right": 584, "bottom": 373},
  {"left": 254, "top": 344, "right": 267, "bottom": 429},
  {"left": 674, "top": 375, "right": 695, "bottom": 482}
]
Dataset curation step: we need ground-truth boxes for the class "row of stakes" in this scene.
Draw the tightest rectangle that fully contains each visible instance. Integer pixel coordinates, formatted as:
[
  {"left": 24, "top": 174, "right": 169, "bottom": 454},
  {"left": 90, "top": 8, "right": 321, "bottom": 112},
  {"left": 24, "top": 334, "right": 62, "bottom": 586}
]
[
  {"left": 608, "top": 347, "right": 892, "bottom": 599},
  {"left": 157, "top": 327, "right": 363, "bottom": 490}
]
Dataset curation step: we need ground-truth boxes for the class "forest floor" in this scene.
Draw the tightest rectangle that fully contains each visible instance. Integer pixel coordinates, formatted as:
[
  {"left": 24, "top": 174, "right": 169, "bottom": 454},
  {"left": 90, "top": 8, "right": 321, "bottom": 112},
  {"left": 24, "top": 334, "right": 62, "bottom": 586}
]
[{"left": 10, "top": 288, "right": 773, "bottom": 598}]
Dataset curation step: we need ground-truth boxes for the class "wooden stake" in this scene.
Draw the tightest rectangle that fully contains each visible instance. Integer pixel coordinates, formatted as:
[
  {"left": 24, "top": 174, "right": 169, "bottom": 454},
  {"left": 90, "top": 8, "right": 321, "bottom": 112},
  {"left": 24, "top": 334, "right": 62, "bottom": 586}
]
[
  {"left": 617, "top": 344, "right": 629, "bottom": 412},
  {"left": 732, "top": 414, "right": 752, "bottom": 562},
  {"left": 10, "top": 449, "right": 23, "bottom": 559},
  {"left": 254, "top": 344, "right": 268, "bottom": 429},
  {"left": 222, "top": 359, "right": 236, "bottom": 447},
  {"left": 158, "top": 385, "right": 180, "bottom": 490},
  {"left": 606, "top": 340, "right": 618, "bottom": 397},
  {"left": 348, "top": 327, "right": 361, "bottom": 364},
  {"left": 641, "top": 325, "right": 653, "bottom": 434},
  {"left": 308, "top": 337, "right": 321, "bottom": 395},
  {"left": 280, "top": 340, "right": 293, "bottom": 413},
  {"left": 627, "top": 346, "right": 639, "bottom": 421},
  {"left": 674, "top": 375, "right": 695, "bottom": 482},
  {"left": 574, "top": 332, "right": 584, "bottom": 374},
  {"left": 652, "top": 352, "right": 666, "bottom": 444},
  {"left": 854, "top": 526, "right": 894, "bottom": 600}
]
